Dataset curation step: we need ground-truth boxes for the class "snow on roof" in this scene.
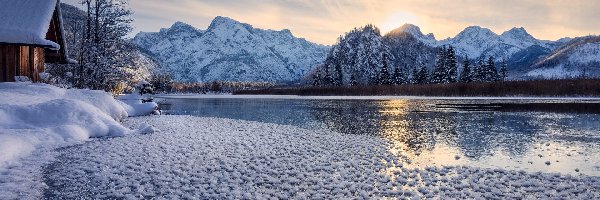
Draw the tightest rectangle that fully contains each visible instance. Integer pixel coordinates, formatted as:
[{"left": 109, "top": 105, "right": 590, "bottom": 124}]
[{"left": 0, "top": 0, "right": 60, "bottom": 50}]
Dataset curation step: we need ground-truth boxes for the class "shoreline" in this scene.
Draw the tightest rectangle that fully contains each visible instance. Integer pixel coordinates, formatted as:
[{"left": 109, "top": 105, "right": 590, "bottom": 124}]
[
  {"left": 156, "top": 93, "right": 600, "bottom": 100},
  {"left": 233, "top": 79, "right": 600, "bottom": 97}
]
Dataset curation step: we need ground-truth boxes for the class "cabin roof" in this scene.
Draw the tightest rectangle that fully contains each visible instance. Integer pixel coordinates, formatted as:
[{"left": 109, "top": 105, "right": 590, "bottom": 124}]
[{"left": 0, "top": 0, "right": 61, "bottom": 50}]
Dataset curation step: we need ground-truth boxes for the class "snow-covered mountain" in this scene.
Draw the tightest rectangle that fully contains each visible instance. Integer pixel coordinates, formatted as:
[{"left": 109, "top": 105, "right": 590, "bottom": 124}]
[
  {"left": 389, "top": 24, "right": 437, "bottom": 46},
  {"left": 387, "top": 24, "right": 598, "bottom": 79},
  {"left": 132, "top": 16, "right": 329, "bottom": 83},
  {"left": 313, "top": 25, "right": 392, "bottom": 85},
  {"left": 437, "top": 26, "right": 560, "bottom": 60},
  {"left": 388, "top": 24, "right": 572, "bottom": 62},
  {"left": 525, "top": 36, "right": 600, "bottom": 79},
  {"left": 384, "top": 26, "right": 438, "bottom": 70}
]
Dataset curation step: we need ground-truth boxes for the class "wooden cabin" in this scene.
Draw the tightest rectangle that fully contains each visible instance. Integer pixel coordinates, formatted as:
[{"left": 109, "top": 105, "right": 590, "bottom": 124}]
[{"left": 0, "top": 0, "right": 69, "bottom": 82}]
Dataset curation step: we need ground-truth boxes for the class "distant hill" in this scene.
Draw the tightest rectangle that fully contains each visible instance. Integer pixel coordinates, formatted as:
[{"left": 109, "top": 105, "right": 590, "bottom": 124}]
[{"left": 525, "top": 36, "right": 600, "bottom": 79}]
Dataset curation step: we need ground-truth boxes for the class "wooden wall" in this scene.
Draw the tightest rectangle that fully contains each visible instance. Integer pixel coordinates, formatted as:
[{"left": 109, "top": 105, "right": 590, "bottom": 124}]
[{"left": 0, "top": 45, "right": 45, "bottom": 82}]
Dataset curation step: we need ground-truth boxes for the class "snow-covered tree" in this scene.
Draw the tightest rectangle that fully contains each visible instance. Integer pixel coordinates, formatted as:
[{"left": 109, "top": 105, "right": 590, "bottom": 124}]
[
  {"left": 316, "top": 24, "right": 393, "bottom": 86},
  {"left": 410, "top": 65, "right": 419, "bottom": 84},
  {"left": 431, "top": 45, "right": 458, "bottom": 84},
  {"left": 312, "top": 67, "right": 322, "bottom": 86},
  {"left": 473, "top": 57, "right": 486, "bottom": 82},
  {"left": 46, "top": 1, "right": 159, "bottom": 92},
  {"left": 333, "top": 62, "right": 343, "bottom": 86},
  {"left": 350, "top": 74, "right": 358, "bottom": 86},
  {"left": 149, "top": 72, "right": 173, "bottom": 93},
  {"left": 415, "top": 63, "right": 429, "bottom": 84},
  {"left": 499, "top": 59, "right": 508, "bottom": 81},
  {"left": 485, "top": 56, "right": 499, "bottom": 82},
  {"left": 393, "top": 65, "right": 408, "bottom": 85},
  {"left": 378, "top": 58, "right": 391, "bottom": 85},
  {"left": 322, "top": 62, "right": 334, "bottom": 85},
  {"left": 446, "top": 46, "right": 458, "bottom": 83},
  {"left": 431, "top": 46, "right": 445, "bottom": 84},
  {"left": 459, "top": 56, "right": 472, "bottom": 83},
  {"left": 76, "top": 0, "right": 135, "bottom": 91}
]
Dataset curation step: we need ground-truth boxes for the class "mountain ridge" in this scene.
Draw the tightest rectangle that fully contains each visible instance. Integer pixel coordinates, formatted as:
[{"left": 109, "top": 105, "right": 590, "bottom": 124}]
[
  {"left": 134, "top": 17, "right": 598, "bottom": 82},
  {"left": 388, "top": 24, "right": 600, "bottom": 79},
  {"left": 132, "top": 16, "right": 329, "bottom": 83}
]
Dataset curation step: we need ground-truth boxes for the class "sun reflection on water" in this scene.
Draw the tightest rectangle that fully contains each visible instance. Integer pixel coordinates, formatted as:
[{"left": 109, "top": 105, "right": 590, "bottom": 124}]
[{"left": 372, "top": 99, "right": 600, "bottom": 177}]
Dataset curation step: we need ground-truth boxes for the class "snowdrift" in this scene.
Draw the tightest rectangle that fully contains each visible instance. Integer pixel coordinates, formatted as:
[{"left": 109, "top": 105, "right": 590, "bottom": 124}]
[
  {"left": 117, "top": 93, "right": 159, "bottom": 117},
  {"left": 0, "top": 83, "right": 154, "bottom": 168}
]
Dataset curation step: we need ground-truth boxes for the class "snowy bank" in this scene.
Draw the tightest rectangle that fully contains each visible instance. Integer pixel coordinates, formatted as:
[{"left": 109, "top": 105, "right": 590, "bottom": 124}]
[
  {"left": 38, "top": 116, "right": 600, "bottom": 199},
  {"left": 117, "top": 93, "right": 158, "bottom": 117},
  {"left": 0, "top": 83, "right": 134, "bottom": 169},
  {"left": 0, "top": 83, "right": 158, "bottom": 168},
  {"left": 0, "top": 83, "right": 162, "bottom": 199}
]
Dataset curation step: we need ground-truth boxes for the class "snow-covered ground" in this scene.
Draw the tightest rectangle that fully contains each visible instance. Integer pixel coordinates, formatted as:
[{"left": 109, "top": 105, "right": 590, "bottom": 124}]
[
  {"left": 35, "top": 116, "right": 599, "bottom": 199},
  {"left": 0, "top": 83, "right": 129, "bottom": 168},
  {"left": 0, "top": 83, "right": 156, "bottom": 199}
]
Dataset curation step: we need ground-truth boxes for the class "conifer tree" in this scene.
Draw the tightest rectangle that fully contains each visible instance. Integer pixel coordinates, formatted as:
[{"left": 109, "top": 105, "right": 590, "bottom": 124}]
[
  {"left": 323, "top": 64, "right": 333, "bottom": 85},
  {"left": 431, "top": 46, "right": 446, "bottom": 84},
  {"left": 486, "top": 56, "right": 499, "bottom": 82},
  {"left": 499, "top": 59, "right": 508, "bottom": 81},
  {"left": 473, "top": 57, "right": 485, "bottom": 82},
  {"left": 333, "top": 62, "right": 343, "bottom": 85},
  {"left": 378, "top": 56, "right": 391, "bottom": 85},
  {"left": 459, "top": 56, "right": 472, "bottom": 83},
  {"left": 312, "top": 69, "right": 321, "bottom": 86},
  {"left": 446, "top": 46, "right": 458, "bottom": 83},
  {"left": 393, "top": 65, "right": 408, "bottom": 85},
  {"left": 415, "top": 63, "right": 429, "bottom": 84},
  {"left": 411, "top": 65, "right": 419, "bottom": 84},
  {"left": 350, "top": 74, "right": 358, "bottom": 86},
  {"left": 392, "top": 66, "right": 402, "bottom": 85}
]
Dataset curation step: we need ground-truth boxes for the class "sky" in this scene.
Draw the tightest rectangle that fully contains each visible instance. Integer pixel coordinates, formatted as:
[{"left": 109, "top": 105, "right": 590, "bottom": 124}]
[{"left": 62, "top": 0, "right": 600, "bottom": 45}]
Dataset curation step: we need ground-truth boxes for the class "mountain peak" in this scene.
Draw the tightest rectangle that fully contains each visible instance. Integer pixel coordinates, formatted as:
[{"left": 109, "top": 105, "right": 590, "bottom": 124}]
[
  {"left": 209, "top": 16, "right": 241, "bottom": 27},
  {"left": 388, "top": 24, "right": 436, "bottom": 45},
  {"left": 455, "top": 26, "right": 497, "bottom": 39},
  {"left": 463, "top": 26, "right": 492, "bottom": 32},
  {"left": 389, "top": 24, "right": 430, "bottom": 37},
  {"left": 160, "top": 21, "right": 199, "bottom": 34},
  {"left": 397, "top": 24, "right": 422, "bottom": 34},
  {"left": 170, "top": 21, "right": 195, "bottom": 30},
  {"left": 499, "top": 27, "right": 539, "bottom": 47},
  {"left": 502, "top": 27, "right": 531, "bottom": 37}
]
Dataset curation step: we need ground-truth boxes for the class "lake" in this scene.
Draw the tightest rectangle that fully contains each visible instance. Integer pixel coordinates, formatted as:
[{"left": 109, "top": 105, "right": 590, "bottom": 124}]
[{"left": 156, "top": 95, "right": 600, "bottom": 176}]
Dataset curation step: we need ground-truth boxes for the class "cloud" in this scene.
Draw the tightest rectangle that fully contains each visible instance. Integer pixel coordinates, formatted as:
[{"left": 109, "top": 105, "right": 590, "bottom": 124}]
[{"left": 62, "top": 0, "right": 600, "bottom": 45}]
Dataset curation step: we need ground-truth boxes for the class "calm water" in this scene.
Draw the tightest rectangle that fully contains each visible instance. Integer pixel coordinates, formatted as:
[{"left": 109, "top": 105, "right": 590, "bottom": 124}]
[{"left": 156, "top": 96, "right": 600, "bottom": 176}]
